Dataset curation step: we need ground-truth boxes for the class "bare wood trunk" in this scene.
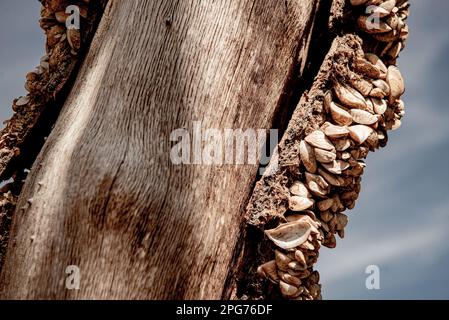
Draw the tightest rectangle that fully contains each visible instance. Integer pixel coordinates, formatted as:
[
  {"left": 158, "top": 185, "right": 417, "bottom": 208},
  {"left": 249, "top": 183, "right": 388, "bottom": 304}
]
[{"left": 0, "top": 0, "right": 322, "bottom": 299}]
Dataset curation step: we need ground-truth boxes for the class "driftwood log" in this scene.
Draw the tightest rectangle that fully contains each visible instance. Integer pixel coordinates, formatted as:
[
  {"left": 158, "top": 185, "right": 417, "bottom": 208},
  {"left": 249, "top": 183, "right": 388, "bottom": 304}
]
[
  {"left": 0, "top": 0, "right": 410, "bottom": 300},
  {"left": 0, "top": 0, "right": 331, "bottom": 299}
]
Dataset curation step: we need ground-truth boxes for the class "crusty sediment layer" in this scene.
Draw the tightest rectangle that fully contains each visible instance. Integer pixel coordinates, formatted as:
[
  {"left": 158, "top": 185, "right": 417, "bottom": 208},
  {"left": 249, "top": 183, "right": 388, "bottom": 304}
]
[
  {"left": 0, "top": 0, "right": 108, "bottom": 271},
  {"left": 247, "top": 0, "right": 409, "bottom": 300}
]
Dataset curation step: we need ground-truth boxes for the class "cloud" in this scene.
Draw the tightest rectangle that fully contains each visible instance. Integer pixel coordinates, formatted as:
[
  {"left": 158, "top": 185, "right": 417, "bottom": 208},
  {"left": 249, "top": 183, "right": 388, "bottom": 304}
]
[
  {"left": 0, "top": 0, "right": 448, "bottom": 300},
  {"left": 0, "top": 0, "right": 44, "bottom": 121},
  {"left": 318, "top": 212, "right": 448, "bottom": 285}
]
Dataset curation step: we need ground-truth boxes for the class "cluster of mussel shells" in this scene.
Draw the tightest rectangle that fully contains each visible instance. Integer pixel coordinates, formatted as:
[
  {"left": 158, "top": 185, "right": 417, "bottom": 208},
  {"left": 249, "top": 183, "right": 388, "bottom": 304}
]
[
  {"left": 257, "top": 213, "right": 323, "bottom": 300},
  {"left": 352, "top": 0, "right": 409, "bottom": 64},
  {"left": 40, "top": 0, "right": 90, "bottom": 55},
  {"left": 257, "top": 0, "right": 408, "bottom": 300},
  {"left": 12, "top": 0, "right": 90, "bottom": 114}
]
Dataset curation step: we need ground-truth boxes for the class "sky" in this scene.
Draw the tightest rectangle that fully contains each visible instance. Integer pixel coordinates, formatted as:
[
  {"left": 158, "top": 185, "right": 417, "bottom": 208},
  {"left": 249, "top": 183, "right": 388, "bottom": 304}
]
[
  {"left": 0, "top": 0, "right": 448, "bottom": 299},
  {"left": 317, "top": 0, "right": 449, "bottom": 299},
  {"left": 0, "top": 0, "right": 44, "bottom": 121}
]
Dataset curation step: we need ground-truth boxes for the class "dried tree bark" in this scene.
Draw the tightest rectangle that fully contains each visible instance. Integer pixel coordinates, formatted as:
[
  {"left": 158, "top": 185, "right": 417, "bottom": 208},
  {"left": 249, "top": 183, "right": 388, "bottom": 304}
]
[{"left": 0, "top": 0, "right": 331, "bottom": 299}]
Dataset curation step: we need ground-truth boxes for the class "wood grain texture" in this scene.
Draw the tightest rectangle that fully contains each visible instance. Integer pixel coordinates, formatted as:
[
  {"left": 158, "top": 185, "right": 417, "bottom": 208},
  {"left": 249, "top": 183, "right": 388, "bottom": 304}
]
[{"left": 0, "top": 0, "right": 320, "bottom": 299}]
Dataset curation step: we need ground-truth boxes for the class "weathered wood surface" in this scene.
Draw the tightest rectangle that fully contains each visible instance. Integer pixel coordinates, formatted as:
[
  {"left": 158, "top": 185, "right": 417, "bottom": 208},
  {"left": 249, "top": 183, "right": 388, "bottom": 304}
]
[{"left": 0, "top": 0, "right": 320, "bottom": 299}]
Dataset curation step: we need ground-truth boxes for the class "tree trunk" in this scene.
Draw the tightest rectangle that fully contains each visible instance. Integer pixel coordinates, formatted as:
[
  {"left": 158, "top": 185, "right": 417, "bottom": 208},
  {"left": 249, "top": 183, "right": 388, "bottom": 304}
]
[
  {"left": 0, "top": 0, "right": 324, "bottom": 299},
  {"left": 1, "top": 0, "right": 410, "bottom": 300}
]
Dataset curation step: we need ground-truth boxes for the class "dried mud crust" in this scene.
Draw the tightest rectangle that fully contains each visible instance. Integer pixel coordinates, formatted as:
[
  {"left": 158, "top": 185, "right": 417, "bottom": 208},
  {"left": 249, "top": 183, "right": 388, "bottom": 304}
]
[
  {"left": 237, "top": 35, "right": 363, "bottom": 300},
  {"left": 0, "top": 0, "right": 108, "bottom": 270},
  {"left": 247, "top": 36, "right": 361, "bottom": 228},
  {"left": 0, "top": 187, "right": 17, "bottom": 269}
]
